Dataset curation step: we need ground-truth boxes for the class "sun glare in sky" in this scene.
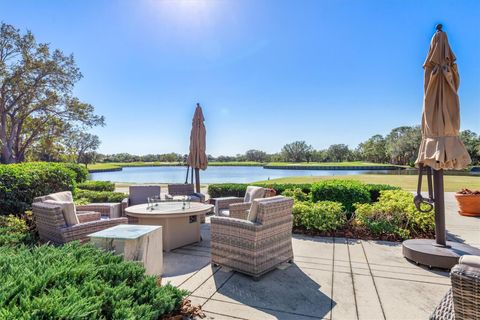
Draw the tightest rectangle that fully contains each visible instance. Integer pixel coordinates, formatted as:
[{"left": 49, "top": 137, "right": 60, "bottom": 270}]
[{"left": 147, "top": 0, "right": 218, "bottom": 28}]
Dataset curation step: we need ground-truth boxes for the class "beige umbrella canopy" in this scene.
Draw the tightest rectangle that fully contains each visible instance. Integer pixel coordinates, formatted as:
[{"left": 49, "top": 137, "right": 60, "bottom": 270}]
[
  {"left": 415, "top": 28, "right": 471, "bottom": 170},
  {"left": 187, "top": 103, "right": 208, "bottom": 192},
  {"left": 403, "top": 26, "right": 480, "bottom": 269}
]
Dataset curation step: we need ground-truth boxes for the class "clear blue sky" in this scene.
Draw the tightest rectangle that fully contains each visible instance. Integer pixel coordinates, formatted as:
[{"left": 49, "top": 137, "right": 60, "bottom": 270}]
[{"left": 1, "top": 0, "right": 479, "bottom": 156}]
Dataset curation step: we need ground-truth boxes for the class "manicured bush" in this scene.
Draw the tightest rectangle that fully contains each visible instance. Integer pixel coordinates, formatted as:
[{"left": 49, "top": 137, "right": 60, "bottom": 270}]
[
  {"left": 0, "top": 242, "right": 187, "bottom": 318},
  {"left": 0, "top": 215, "right": 31, "bottom": 247},
  {"left": 0, "top": 162, "right": 76, "bottom": 215},
  {"left": 77, "top": 180, "right": 115, "bottom": 192},
  {"left": 281, "top": 188, "right": 310, "bottom": 202},
  {"left": 292, "top": 201, "right": 346, "bottom": 232},
  {"left": 354, "top": 190, "right": 435, "bottom": 239},
  {"left": 207, "top": 183, "right": 312, "bottom": 198},
  {"left": 311, "top": 180, "right": 370, "bottom": 213},
  {"left": 365, "top": 184, "right": 401, "bottom": 202},
  {"left": 61, "top": 162, "right": 89, "bottom": 183},
  {"left": 75, "top": 189, "right": 126, "bottom": 203}
]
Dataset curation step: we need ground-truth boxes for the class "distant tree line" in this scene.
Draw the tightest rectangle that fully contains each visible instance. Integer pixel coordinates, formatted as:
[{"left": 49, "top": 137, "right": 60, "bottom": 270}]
[
  {"left": 209, "top": 126, "right": 479, "bottom": 166},
  {"left": 92, "top": 126, "right": 479, "bottom": 167}
]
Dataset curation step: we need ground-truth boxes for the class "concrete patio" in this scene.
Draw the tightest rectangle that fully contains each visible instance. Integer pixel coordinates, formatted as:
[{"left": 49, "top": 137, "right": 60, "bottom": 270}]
[{"left": 162, "top": 193, "right": 479, "bottom": 320}]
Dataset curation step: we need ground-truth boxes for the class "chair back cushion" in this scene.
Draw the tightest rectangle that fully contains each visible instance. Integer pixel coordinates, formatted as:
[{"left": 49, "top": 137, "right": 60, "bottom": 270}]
[
  {"left": 45, "top": 191, "right": 74, "bottom": 203},
  {"left": 459, "top": 255, "right": 480, "bottom": 269},
  {"left": 247, "top": 195, "right": 285, "bottom": 222},
  {"left": 243, "top": 186, "right": 265, "bottom": 203},
  {"left": 129, "top": 185, "right": 161, "bottom": 206},
  {"left": 168, "top": 184, "right": 194, "bottom": 196},
  {"left": 44, "top": 200, "right": 79, "bottom": 226}
]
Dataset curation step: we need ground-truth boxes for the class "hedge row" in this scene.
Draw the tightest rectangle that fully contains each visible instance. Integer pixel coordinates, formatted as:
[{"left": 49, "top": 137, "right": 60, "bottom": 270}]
[
  {"left": 75, "top": 189, "right": 126, "bottom": 203},
  {"left": 355, "top": 190, "right": 435, "bottom": 239},
  {"left": 0, "top": 162, "right": 83, "bottom": 215},
  {"left": 208, "top": 183, "right": 312, "bottom": 198},
  {"left": 0, "top": 242, "right": 187, "bottom": 318},
  {"left": 77, "top": 180, "right": 115, "bottom": 192},
  {"left": 207, "top": 181, "right": 400, "bottom": 212},
  {"left": 287, "top": 189, "right": 434, "bottom": 240}
]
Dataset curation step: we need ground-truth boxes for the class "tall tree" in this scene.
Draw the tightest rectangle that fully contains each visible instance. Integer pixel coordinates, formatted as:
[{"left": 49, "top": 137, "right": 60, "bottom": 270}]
[
  {"left": 325, "top": 144, "right": 352, "bottom": 162},
  {"left": 385, "top": 126, "right": 422, "bottom": 165},
  {"left": 357, "top": 134, "right": 387, "bottom": 163},
  {"left": 281, "top": 141, "right": 313, "bottom": 162},
  {"left": 0, "top": 23, "right": 104, "bottom": 163},
  {"left": 460, "top": 130, "right": 480, "bottom": 164},
  {"left": 64, "top": 131, "right": 101, "bottom": 164},
  {"left": 245, "top": 149, "right": 268, "bottom": 162}
]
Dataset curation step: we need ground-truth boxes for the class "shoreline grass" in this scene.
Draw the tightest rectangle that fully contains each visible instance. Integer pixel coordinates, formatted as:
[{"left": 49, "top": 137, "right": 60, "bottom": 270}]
[
  {"left": 87, "top": 161, "right": 404, "bottom": 172},
  {"left": 254, "top": 174, "right": 480, "bottom": 192}
]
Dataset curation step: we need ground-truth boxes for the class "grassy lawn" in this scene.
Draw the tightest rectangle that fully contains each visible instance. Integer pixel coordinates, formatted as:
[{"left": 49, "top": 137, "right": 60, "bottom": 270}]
[
  {"left": 255, "top": 174, "right": 480, "bottom": 192},
  {"left": 88, "top": 161, "right": 404, "bottom": 171}
]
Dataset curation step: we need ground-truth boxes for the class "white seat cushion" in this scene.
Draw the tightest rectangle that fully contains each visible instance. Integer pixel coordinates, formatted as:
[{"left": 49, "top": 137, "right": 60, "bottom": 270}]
[
  {"left": 45, "top": 191, "right": 74, "bottom": 203},
  {"left": 44, "top": 200, "right": 79, "bottom": 226},
  {"left": 244, "top": 186, "right": 265, "bottom": 203},
  {"left": 218, "top": 209, "right": 230, "bottom": 217},
  {"left": 459, "top": 255, "right": 480, "bottom": 268}
]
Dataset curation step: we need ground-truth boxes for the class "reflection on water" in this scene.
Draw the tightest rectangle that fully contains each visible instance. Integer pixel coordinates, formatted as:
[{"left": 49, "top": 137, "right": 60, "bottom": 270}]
[{"left": 89, "top": 166, "right": 393, "bottom": 183}]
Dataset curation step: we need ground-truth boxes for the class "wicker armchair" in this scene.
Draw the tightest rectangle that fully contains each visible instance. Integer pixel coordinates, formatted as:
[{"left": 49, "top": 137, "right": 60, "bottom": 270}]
[
  {"left": 212, "top": 186, "right": 271, "bottom": 217},
  {"left": 76, "top": 203, "right": 122, "bottom": 218},
  {"left": 33, "top": 192, "right": 127, "bottom": 244},
  {"left": 430, "top": 255, "right": 480, "bottom": 320},
  {"left": 165, "top": 183, "right": 205, "bottom": 202},
  {"left": 211, "top": 196, "right": 294, "bottom": 278},
  {"left": 121, "top": 185, "right": 161, "bottom": 214}
]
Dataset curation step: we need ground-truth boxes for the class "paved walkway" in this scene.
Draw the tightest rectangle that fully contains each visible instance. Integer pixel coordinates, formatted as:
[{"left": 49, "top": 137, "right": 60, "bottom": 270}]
[{"left": 162, "top": 192, "right": 479, "bottom": 320}]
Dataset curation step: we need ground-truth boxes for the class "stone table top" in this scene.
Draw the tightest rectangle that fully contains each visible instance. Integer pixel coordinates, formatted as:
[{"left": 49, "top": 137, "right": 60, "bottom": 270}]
[{"left": 88, "top": 224, "right": 161, "bottom": 240}]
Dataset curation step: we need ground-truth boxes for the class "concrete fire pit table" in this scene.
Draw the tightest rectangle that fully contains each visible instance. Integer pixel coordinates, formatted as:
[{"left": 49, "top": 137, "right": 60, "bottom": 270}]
[{"left": 125, "top": 201, "right": 213, "bottom": 252}]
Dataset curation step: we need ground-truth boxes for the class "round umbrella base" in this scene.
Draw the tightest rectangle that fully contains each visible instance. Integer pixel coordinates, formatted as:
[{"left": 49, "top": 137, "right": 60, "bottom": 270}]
[{"left": 402, "top": 239, "right": 480, "bottom": 269}]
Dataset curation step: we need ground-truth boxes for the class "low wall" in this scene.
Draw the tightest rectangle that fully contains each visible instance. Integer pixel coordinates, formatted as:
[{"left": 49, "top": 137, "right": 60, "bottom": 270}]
[{"left": 88, "top": 167, "right": 123, "bottom": 173}]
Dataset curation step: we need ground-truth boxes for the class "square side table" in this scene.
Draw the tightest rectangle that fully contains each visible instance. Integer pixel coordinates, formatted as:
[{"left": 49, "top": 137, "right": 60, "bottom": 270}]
[{"left": 88, "top": 224, "right": 163, "bottom": 276}]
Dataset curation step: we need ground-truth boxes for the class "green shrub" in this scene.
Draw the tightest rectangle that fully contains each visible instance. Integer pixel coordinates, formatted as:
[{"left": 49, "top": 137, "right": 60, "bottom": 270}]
[
  {"left": 75, "top": 189, "right": 126, "bottom": 203},
  {"left": 365, "top": 184, "right": 401, "bottom": 202},
  {"left": 354, "top": 190, "right": 435, "bottom": 239},
  {"left": 77, "top": 180, "right": 115, "bottom": 192},
  {"left": 311, "top": 180, "right": 370, "bottom": 213},
  {"left": 61, "top": 162, "right": 89, "bottom": 183},
  {"left": 281, "top": 188, "right": 310, "bottom": 202},
  {"left": 0, "top": 162, "right": 76, "bottom": 215},
  {"left": 292, "top": 201, "right": 346, "bottom": 232},
  {"left": 207, "top": 183, "right": 312, "bottom": 198},
  {"left": 0, "top": 215, "right": 31, "bottom": 247},
  {"left": 0, "top": 242, "right": 187, "bottom": 318},
  {"left": 208, "top": 184, "right": 249, "bottom": 198}
]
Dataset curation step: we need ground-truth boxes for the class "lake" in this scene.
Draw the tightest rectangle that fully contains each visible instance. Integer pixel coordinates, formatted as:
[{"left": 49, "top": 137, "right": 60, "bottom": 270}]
[{"left": 89, "top": 166, "right": 392, "bottom": 183}]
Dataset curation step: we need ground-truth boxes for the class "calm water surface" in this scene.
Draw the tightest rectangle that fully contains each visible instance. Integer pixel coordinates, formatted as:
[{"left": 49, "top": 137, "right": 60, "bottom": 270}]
[{"left": 89, "top": 166, "right": 391, "bottom": 183}]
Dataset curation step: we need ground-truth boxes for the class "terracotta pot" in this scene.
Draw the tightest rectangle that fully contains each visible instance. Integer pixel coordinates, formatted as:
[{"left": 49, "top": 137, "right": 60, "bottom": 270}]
[{"left": 455, "top": 194, "right": 480, "bottom": 216}]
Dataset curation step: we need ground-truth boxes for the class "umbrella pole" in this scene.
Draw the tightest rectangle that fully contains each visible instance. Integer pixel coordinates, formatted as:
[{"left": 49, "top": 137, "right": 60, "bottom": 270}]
[
  {"left": 185, "top": 166, "right": 190, "bottom": 184},
  {"left": 403, "top": 167, "right": 480, "bottom": 268},
  {"left": 433, "top": 169, "right": 447, "bottom": 246},
  {"left": 194, "top": 168, "right": 200, "bottom": 193}
]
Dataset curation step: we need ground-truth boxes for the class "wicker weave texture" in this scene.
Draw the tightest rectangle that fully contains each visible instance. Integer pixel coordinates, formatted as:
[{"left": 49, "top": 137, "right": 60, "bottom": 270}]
[
  {"left": 211, "top": 196, "right": 294, "bottom": 278},
  {"left": 33, "top": 201, "right": 127, "bottom": 245},
  {"left": 430, "top": 289, "right": 455, "bottom": 320},
  {"left": 77, "top": 203, "right": 122, "bottom": 218},
  {"left": 166, "top": 184, "right": 205, "bottom": 202},
  {"left": 451, "top": 263, "right": 480, "bottom": 320}
]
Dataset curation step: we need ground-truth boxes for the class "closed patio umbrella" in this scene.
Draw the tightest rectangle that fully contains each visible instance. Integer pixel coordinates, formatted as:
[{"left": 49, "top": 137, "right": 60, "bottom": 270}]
[
  {"left": 187, "top": 103, "right": 208, "bottom": 193},
  {"left": 403, "top": 25, "right": 479, "bottom": 269}
]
